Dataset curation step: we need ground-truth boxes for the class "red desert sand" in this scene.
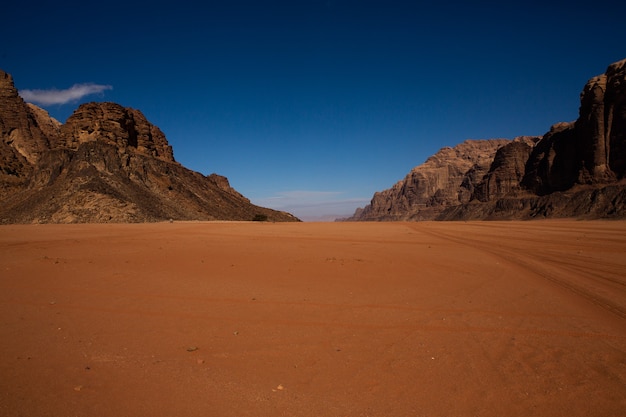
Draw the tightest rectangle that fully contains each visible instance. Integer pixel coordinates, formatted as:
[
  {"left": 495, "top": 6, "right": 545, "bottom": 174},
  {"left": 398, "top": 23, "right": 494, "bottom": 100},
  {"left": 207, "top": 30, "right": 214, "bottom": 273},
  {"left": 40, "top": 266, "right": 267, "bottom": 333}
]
[{"left": 1, "top": 220, "right": 625, "bottom": 417}]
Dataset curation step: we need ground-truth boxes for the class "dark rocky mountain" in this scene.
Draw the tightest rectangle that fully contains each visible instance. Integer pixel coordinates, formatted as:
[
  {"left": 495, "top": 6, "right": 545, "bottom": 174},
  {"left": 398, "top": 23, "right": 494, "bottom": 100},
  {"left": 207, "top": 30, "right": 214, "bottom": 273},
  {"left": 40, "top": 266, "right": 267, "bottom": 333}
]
[
  {"left": 0, "top": 70, "right": 299, "bottom": 223},
  {"left": 347, "top": 58, "right": 626, "bottom": 221}
]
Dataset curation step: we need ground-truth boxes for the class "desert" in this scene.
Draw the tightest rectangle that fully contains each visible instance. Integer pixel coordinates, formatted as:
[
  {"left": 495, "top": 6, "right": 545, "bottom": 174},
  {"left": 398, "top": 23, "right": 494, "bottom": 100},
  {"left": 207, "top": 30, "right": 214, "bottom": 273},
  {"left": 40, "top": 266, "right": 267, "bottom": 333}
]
[
  {"left": 1, "top": 220, "right": 625, "bottom": 417},
  {"left": 3, "top": 5, "right": 626, "bottom": 416}
]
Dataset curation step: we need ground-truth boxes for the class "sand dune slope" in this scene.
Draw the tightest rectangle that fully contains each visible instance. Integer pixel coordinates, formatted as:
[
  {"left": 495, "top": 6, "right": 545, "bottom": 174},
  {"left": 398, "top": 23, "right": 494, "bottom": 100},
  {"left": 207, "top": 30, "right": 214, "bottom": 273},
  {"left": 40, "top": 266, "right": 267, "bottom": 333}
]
[{"left": 1, "top": 221, "right": 625, "bottom": 417}]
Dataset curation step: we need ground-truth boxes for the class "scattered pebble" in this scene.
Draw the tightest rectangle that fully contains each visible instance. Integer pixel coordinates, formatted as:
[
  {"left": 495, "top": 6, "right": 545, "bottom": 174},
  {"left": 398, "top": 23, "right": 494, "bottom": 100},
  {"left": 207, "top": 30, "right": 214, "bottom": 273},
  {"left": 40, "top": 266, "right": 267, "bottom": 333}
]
[
  {"left": 196, "top": 359, "right": 205, "bottom": 364},
  {"left": 233, "top": 331, "right": 239, "bottom": 336},
  {"left": 74, "top": 385, "right": 83, "bottom": 392},
  {"left": 187, "top": 346, "right": 198, "bottom": 352}
]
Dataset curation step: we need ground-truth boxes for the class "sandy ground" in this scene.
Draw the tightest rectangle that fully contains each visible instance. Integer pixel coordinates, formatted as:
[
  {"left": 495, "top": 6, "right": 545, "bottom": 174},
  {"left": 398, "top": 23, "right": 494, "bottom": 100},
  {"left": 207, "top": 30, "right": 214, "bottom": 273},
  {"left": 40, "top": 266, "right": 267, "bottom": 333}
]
[{"left": 0, "top": 220, "right": 625, "bottom": 417}]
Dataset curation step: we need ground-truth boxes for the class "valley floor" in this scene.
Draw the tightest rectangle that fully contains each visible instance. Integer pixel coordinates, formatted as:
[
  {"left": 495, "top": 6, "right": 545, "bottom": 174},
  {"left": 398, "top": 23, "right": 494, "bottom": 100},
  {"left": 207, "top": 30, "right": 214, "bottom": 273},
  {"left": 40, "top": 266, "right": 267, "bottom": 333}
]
[{"left": 1, "top": 220, "right": 625, "bottom": 417}]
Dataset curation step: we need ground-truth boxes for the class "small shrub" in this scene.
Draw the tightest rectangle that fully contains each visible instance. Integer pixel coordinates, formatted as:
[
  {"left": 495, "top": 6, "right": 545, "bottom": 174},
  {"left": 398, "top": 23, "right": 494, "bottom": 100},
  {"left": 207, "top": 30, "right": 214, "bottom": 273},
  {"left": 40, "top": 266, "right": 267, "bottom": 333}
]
[{"left": 252, "top": 214, "right": 268, "bottom": 222}]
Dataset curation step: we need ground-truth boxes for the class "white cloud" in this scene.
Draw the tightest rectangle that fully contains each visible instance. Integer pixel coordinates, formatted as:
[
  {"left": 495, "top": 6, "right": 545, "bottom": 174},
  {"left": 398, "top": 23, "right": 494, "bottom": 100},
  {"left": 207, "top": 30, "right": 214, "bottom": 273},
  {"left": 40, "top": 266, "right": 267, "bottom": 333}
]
[
  {"left": 19, "top": 83, "right": 113, "bottom": 105},
  {"left": 253, "top": 190, "right": 369, "bottom": 222}
]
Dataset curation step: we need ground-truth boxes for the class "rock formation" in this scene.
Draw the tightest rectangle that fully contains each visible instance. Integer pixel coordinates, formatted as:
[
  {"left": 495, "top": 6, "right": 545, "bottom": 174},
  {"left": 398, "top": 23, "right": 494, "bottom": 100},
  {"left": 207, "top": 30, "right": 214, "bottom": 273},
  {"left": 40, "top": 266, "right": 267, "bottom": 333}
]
[
  {"left": 473, "top": 136, "right": 539, "bottom": 202},
  {"left": 0, "top": 69, "right": 299, "bottom": 223},
  {"left": 347, "top": 58, "right": 626, "bottom": 221},
  {"left": 350, "top": 139, "right": 510, "bottom": 221},
  {"left": 523, "top": 59, "right": 626, "bottom": 192}
]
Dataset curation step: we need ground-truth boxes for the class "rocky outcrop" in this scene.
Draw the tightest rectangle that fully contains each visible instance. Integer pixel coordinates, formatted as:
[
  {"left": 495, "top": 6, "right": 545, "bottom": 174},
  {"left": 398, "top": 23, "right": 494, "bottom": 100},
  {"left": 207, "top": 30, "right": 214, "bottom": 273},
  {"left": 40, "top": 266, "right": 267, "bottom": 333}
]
[
  {"left": 577, "top": 58, "right": 626, "bottom": 182},
  {"left": 58, "top": 102, "right": 174, "bottom": 162},
  {"left": 522, "top": 59, "right": 626, "bottom": 194},
  {"left": 473, "top": 136, "right": 539, "bottom": 201},
  {"left": 350, "top": 139, "right": 509, "bottom": 221},
  {"left": 0, "top": 71, "right": 53, "bottom": 164},
  {"left": 348, "top": 58, "right": 626, "bottom": 221},
  {"left": 0, "top": 69, "right": 299, "bottom": 223},
  {"left": 520, "top": 122, "right": 578, "bottom": 194},
  {"left": 0, "top": 70, "right": 55, "bottom": 199}
]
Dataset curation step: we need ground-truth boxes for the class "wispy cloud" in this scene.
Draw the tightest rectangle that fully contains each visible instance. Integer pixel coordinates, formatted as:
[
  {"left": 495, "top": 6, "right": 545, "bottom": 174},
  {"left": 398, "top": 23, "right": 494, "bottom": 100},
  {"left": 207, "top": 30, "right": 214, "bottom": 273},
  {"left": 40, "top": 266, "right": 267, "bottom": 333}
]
[
  {"left": 19, "top": 83, "right": 113, "bottom": 105},
  {"left": 253, "top": 190, "right": 369, "bottom": 221}
]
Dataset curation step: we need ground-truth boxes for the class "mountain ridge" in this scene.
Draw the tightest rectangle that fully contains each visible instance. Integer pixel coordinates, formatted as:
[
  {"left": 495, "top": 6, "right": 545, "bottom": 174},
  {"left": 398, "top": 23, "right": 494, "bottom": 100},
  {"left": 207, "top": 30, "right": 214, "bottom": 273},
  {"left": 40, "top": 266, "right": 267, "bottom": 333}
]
[
  {"left": 346, "top": 58, "right": 626, "bottom": 221},
  {"left": 0, "top": 70, "right": 299, "bottom": 223}
]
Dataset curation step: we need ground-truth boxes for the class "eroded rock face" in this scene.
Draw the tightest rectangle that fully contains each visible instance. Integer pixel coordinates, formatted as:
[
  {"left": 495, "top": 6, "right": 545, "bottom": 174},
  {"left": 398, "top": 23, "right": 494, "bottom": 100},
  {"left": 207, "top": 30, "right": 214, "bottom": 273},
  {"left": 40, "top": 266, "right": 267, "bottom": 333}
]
[
  {"left": 0, "top": 70, "right": 299, "bottom": 223},
  {"left": 579, "top": 58, "right": 626, "bottom": 181},
  {"left": 522, "top": 122, "right": 577, "bottom": 195},
  {"left": 59, "top": 102, "right": 174, "bottom": 162},
  {"left": 606, "top": 60, "right": 626, "bottom": 178},
  {"left": 472, "top": 136, "right": 539, "bottom": 202},
  {"left": 348, "top": 58, "right": 626, "bottom": 221},
  {"left": 350, "top": 139, "right": 509, "bottom": 221},
  {"left": 0, "top": 70, "right": 58, "bottom": 198},
  {"left": 26, "top": 103, "right": 61, "bottom": 145},
  {"left": 524, "top": 58, "right": 626, "bottom": 192}
]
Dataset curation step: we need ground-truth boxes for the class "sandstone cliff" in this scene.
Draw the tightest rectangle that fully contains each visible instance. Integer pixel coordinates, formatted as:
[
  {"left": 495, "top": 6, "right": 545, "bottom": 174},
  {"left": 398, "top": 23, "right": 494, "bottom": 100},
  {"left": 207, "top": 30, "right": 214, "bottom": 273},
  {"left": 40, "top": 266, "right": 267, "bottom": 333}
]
[
  {"left": 0, "top": 69, "right": 299, "bottom": 223},
  {"left": 350, "top": 139, "right": 510, "bottom": 221},
  {"left": 348, "top": 58, "right": 626, "bottom": 221},
  {"left": 523, "top": 59, "right": 626, "bottom": 192}
]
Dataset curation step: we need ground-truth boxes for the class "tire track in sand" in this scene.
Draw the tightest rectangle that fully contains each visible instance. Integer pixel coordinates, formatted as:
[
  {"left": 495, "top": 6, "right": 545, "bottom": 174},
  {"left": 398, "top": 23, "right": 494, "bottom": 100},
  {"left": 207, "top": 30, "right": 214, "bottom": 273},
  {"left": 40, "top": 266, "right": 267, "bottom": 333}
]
[{"left": 412, "top": 223, "right": 626, "bottom": 320}]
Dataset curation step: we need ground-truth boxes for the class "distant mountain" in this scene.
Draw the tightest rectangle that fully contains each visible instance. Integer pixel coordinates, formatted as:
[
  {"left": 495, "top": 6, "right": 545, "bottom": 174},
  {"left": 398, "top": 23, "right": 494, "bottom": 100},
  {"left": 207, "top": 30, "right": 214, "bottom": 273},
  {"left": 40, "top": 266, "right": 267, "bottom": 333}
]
[
  {"left": 343, "top": 138, "right": 520, "bottom": 221},
  {"left": 346, "top": 58, "right": 626, "bottom": 221},
  {"left": 0, "top": 70, "right": 299, "bottom": 223}
]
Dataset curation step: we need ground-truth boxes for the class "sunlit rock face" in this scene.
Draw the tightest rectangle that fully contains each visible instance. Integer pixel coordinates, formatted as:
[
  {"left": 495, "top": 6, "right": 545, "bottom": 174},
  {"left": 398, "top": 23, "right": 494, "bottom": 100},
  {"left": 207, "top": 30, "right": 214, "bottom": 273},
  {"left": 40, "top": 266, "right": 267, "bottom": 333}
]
[
  {"left": 349, "top": 139, "right": 510, "bottom": 221},
  {"left": 347, "top": 58, "right": 626, "bottom": 221},
  {"left": 0, "top": 69, "right": 56, "bottom": 197},
  {"left": 58, "top": 102, "right": 174, "bottom": 162},
  {"left": 0, "top": 69, "right": 299, "bottom": 223}
]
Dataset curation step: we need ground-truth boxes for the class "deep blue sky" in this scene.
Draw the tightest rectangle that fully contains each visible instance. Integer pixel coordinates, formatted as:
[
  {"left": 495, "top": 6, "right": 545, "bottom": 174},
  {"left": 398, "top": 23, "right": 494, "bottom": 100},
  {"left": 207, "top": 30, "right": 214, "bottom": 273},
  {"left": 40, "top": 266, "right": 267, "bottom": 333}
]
[{"left": 2, "top": 1, "right": 625, "bottom": 220}]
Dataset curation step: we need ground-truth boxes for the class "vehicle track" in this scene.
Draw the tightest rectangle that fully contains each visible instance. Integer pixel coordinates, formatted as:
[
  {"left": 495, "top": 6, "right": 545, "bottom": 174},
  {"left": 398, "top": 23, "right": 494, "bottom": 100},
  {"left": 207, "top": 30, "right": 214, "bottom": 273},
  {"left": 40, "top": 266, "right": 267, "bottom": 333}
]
[{"left": 412, "top": 224, "right": 626, "bottom": 320}]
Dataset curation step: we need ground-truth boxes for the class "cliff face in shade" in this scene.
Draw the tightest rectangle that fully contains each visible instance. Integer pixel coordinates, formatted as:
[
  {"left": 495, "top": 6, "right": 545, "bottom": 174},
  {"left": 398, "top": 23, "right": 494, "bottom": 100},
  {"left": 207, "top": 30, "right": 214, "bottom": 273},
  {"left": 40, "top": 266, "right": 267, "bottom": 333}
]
[
  {"left": 472, "top": 136, "right": 539, "bottom": 202},
  {"left": 0, "top": 69, "right": 299, "bottom": 223},
  {"left": 347, "top": 58, "right": 626, "bottom": 221},
  {"left": 522, "top": 59, "right": 626, "bottom": 194}
]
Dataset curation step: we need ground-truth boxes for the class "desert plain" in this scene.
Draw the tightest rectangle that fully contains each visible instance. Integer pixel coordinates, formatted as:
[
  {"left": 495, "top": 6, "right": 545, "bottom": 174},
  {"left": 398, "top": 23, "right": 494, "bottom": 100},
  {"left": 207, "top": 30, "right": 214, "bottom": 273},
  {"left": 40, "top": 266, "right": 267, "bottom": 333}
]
[{"left": 0, "top": 220, "right": 625, "bottom": 417}]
